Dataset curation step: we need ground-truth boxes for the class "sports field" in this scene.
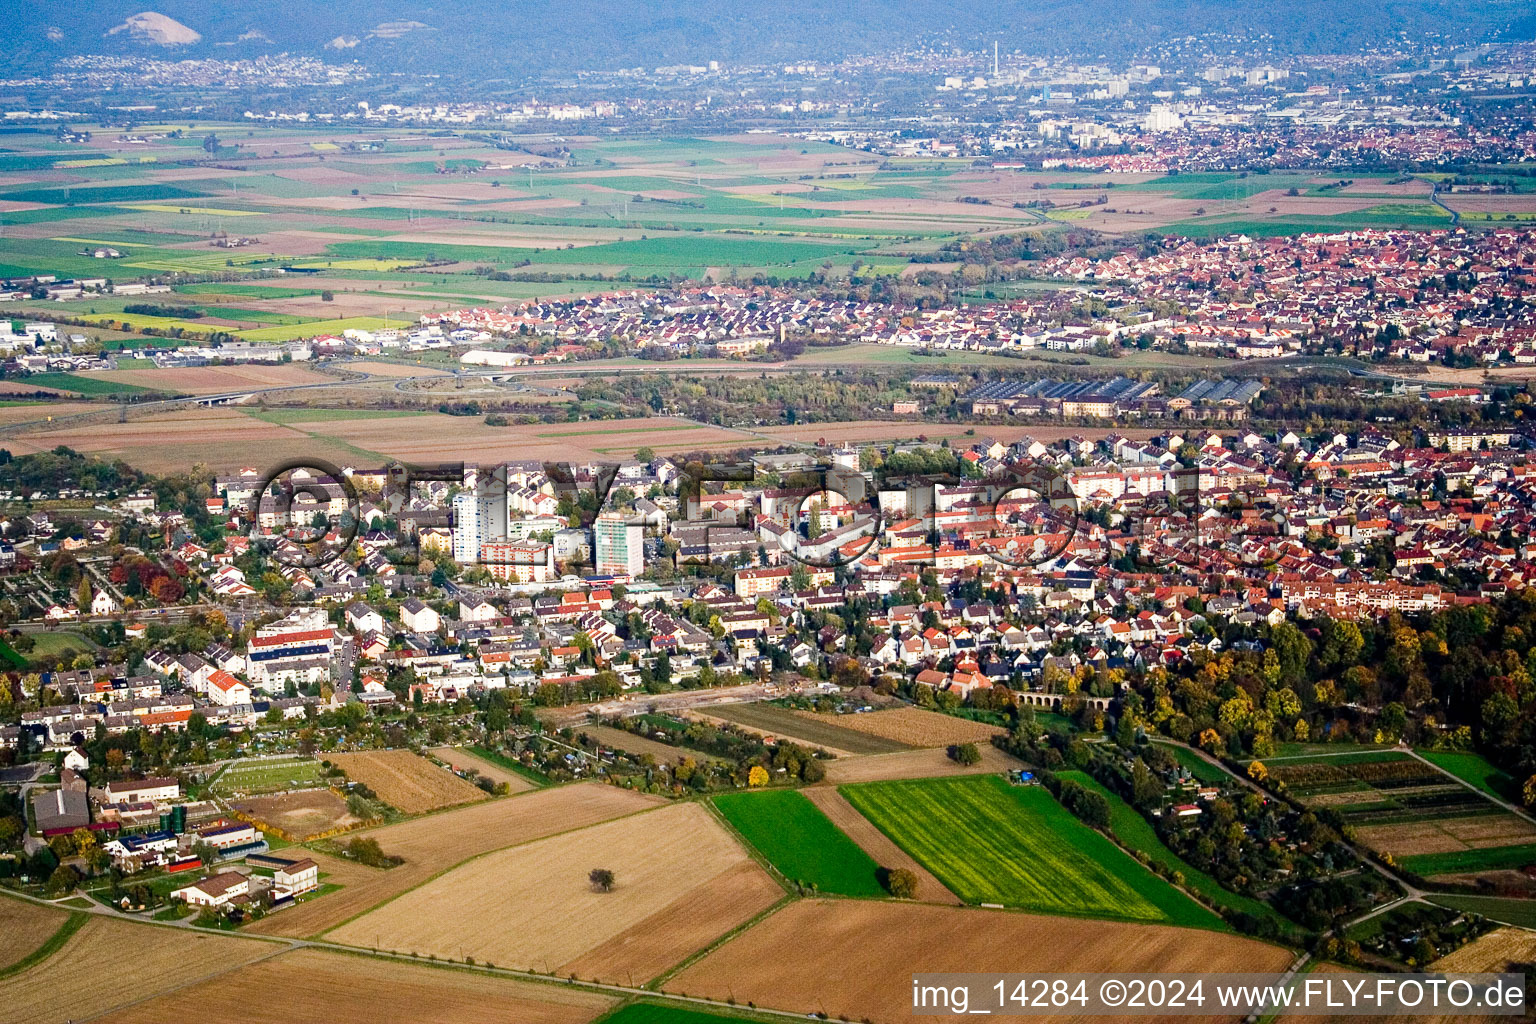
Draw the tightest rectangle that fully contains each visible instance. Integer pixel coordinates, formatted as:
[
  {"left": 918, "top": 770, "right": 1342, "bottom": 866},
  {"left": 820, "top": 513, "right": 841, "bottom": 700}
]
[
  {"left": 212, "top": 756, "right": 325, "bottom": 795},
  {"left": 838, "top": 775, "right": 1219, "bottom": 926},
  {"left": 713, "top": 789, "right": 884, "bottom": 897}
]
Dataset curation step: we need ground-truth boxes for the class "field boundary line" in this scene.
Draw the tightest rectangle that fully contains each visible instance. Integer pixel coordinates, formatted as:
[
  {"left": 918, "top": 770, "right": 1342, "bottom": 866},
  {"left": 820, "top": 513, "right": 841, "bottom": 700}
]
[
  {"left": 300, "top": 940, "right": 821, "bottom": 1023},
  {"left": 643, "top": 892, "right": 798, "bottom": 991},
  {"left": 75, "top": 942, "right": 294, "bottom": 1024},
  {"left": 699, "top": 796, "right": 797, "bottom": 897},
  {"left": 0, "top": 908, "right": 87, "bottom": 981}
]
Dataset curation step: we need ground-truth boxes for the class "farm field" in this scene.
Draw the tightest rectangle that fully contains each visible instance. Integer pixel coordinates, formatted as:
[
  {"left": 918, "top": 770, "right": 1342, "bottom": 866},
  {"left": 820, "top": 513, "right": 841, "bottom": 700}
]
[
  {"left": 2, "top": 405, "right": 380, "bottom": 474},
  {"left": 328, "top": 802, "right": 776, "bottom": 982},
  {"left": 231, "top": 787, "right": 361, "bottom": 841},
  {"left": 0, "top": 898, "right": 69, "bottom": 973},
  {"left": 559, "top": 860, "right": 784, "bottom": 986},
  {"left": 839, "top": 775, "right": 1220, "bottom": 927},
  {"left": 427, "top": 745, "right": 538, "bottom": 793},
  {"left": 699, "top": 701, "right": 910, "bottom": 755},
  {"left": 1266, "top": 749, "right": 1536, "bottom": 868},
  {"left": 74, "top": 364, "right": 335, "bottom": 395},
  {"left": 793, "top": 706, "right": 1002, "bottom": 748},
  {"left": 818, "top": 743, "right": 1021, "bottom": 784},
  {"left": 577, "top": 722, "right": 728, "bottom": 766},
  {"left": 0, "top": 916, "right": 273, "bottom": 1024},
  {"left": 1274, "top": 964, "right": 1502, "bottom": 1024},
  {"left": 246, "top": 782, "right": 663, "bottom": 938},
  {"left": 800, "top": 787, "right": 959, "bottom": 904},
  {"left": 1428, "top": 926, "right": 1536, "bottom": 973},
  {"left": 18, "top": 372, "right": 158, "bottom": 396},
  {"left": 713, "top": 789, "right": 885, "bottom": 897},
  {"left": 1054, "top": 770, "right": 1288, "bottom": 934},
  {"left": 664, "top": 899, "right": 1292, "bottom": 1024},
  {"left": 1397, "top": 843, "right": 1536, "bottom": 876},
  {"left": 328, "top": 749, "right": 488, "bottom": 814},
  {"left": 93, "top": 947, "right": 617, "bottom": 1024},
  {"left": 1428, "top": 894, "right": 1536, "bottom": 929},
  {"left": 212, "top": 756, "right": 325, "bottom": 795},
  {"left": 594, "top": 1003, "right": 761, "bottom": 1024},
  {"left": 1, "top": 407, "right": 750, "bottom": 471}
]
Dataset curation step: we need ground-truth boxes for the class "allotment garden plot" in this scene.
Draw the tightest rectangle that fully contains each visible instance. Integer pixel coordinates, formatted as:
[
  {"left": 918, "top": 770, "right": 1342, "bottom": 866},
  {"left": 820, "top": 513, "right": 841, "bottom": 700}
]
[{"left": 1268, "top": 751, "right": 1536, "bottom": 876}]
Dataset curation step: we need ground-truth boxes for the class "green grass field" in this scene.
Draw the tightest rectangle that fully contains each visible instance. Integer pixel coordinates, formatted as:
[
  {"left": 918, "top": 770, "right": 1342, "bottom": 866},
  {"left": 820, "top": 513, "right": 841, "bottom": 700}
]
[
  {"left": 0, "top": 638, "right": 27, "bottom": 670},
  {"left": 17, "top": 631, "right": 96, "bottom": 662},
  {"left": 1271, "top": 741, "right": 1399, "bottom": 758},
  {"left": 22, "top": 372, "right": 157, "bottom": 395},
  {"left": 1417, "top": 750, "right": 1520, "bottom": 803},
  {"left": 839, "top": 775, "right": 1220, "bottom": 927},
  {"left": 713, "top": 789, "right": 884, "bottom": 897},
  {"left": 1154, "top": 743, "right": 1231, "bottom": 785},
  {"left": 212, "top": 757, "right": 325, "bottom": 794},
  {"left": 1056, "top": 771, "right": 1293, "bottom": 935},
  {"left": 1398, "top": 844, "right": 1536, "bottom": 877},
  {"left": 1427, "top": 894, "right": 1536, "bottom": 929},
  {"left": 594, "top": 1002, "right": 763, "bottom": 1024},
  {"left": 232, "top": 315, "right": 412, "bottom": 342}
]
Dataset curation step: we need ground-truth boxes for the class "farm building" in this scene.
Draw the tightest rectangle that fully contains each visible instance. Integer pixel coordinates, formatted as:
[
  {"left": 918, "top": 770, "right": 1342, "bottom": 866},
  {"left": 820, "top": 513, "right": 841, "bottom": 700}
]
[{"left": 171, "top": 871, "right": 249, "bottom": 908}]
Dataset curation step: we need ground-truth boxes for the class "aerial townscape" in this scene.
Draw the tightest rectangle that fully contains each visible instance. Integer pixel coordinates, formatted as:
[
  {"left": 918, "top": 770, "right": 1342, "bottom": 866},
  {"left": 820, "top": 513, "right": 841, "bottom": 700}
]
[{"left": 7, "top": 2, "right": 1536, "bottom": 1023}]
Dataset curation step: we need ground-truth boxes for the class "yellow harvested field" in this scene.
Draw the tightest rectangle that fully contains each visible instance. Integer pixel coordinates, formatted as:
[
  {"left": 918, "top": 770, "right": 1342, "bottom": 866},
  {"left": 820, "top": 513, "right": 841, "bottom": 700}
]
[
  {"left": 0, "top": 898, "right": 68, "bottom": 972},
  {"left": 0, "top": 917, "right": 274, "bottom": 1024},
  {"left": 329, "top": 749, "right": 488, "bottom": 814},
  {"left": 427, "top": 746, "right": 537, "bottom": 793},
  {"left": 666, "top": 899, "right": 1292, "bottom": 1024},
  {"left": 248, "top": 782, "right": 662, "bottom": 939},
  {"left": 560, "top": 860, "right": 784, "bottom": 985},
  {"left": 329, "top": 802, "right": 771, "bottom": 978},
  {"left": 1429, "top": 927, "right": 1536, "bottom": 973},
  {"left": 94, "top": 947, "right": 616, "bottom": 1024},
  {"left": 794, "top": 707, "right": 1003, "bottom": 748},
  {"left": 819, "top": 744, "right": 1021, "bottom": 784},
  {"left": 800, "top": 788, "right": 958, "bottom": 904}
]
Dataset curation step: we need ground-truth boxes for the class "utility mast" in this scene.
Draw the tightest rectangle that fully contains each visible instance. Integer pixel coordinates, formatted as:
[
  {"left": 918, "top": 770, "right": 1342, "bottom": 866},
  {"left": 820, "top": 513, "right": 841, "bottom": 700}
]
[{"left": 994, "top": 40, "right": 999, "bottom": 76}]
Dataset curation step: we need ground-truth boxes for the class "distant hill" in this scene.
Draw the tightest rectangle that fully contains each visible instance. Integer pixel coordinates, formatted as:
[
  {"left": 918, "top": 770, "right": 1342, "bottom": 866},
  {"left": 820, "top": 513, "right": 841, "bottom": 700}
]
[{"left": 9, "top": 0, "right": 1532, "bottom": 71}]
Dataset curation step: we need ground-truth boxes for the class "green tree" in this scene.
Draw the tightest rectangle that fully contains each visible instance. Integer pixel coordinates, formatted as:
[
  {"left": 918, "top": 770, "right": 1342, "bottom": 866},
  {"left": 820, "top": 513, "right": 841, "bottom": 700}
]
[{"left": 949, "top": 741, "right": 982, "bottom": 766}]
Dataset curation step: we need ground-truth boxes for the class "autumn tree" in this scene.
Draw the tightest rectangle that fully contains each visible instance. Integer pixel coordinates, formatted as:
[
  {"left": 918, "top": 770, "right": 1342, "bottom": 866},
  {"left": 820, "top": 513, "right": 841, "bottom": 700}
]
[{"left": 883, "top": 867, "right": 918, "bottom": 899}]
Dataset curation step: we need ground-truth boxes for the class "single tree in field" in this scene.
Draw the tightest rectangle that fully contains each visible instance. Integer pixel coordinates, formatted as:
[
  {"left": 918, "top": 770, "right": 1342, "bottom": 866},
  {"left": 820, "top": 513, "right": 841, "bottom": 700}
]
[
  {"left": 589, "top": 868, "right": 615, "bottom": 893},
  {"left": 884, "top": 867, "right": 918, "bottom": 899}
]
